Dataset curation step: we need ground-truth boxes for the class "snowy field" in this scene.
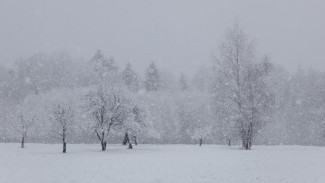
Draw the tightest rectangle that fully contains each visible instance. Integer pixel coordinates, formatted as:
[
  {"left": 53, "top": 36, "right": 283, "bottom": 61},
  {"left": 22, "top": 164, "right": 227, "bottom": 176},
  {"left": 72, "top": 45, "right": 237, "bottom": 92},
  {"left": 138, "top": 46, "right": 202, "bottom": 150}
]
[{"left": 0, "top": 144, "right": 324, "bottom": 183}]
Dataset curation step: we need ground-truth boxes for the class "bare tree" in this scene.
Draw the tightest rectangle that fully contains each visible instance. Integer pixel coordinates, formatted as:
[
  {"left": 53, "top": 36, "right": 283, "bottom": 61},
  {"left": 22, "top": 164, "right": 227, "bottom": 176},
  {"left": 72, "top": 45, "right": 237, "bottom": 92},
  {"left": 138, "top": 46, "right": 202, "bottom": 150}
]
[
  {"left": 14, "top": 114, "right": 35, "bottom": 148},
  {"left": 11, "top": 94, "right": 42, "bottom": 148},
  {"left": 39, "top": 89, "right": 79, "bottom": 153},
  {"left": 48, "top": 104, "right": 75, "bottom": 153}
]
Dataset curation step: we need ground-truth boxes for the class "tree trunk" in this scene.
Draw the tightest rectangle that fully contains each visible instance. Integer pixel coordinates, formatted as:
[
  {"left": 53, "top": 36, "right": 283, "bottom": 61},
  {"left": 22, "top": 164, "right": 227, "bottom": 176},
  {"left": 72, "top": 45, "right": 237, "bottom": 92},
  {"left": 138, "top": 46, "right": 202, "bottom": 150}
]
[
  {"left": 101, "top": 141, "right": 104, "bottom": 150},
  {"left": 101, "top": 141, "right": 107, "bottom": 151},
  {"left": 243, "top": 122, "right": 253, "bottom": 150},
  {"left": 63, "top": 141, "right": 66, "bottom": 153},
  {"left": 248, "top": 122, "right": 253, "bottom": 150},
  {"left": 245, "top": 140, "right": 249, "bottom": 150},
  {"left": 125, "top": 132, "right": 132, "bottom": 149},
  {"left": 242, "top": 132, "right": 246, "bottom": 149},
  {"left": 248, "top": 139, "right": 251, "bottom": 150},
  {"left": 63, "top": 128, "right": 67, "bottom": 153},
  {"left": 128, "top": 141, "right": 133, "bottom": 149},
  {"left": 242, "top": 134, "right": 252, "bottom": 150},
  {"left": 101, "top": 132, "right": 106, "bottom": 151},
  {"left": 122, "top": 132, "right": 128, "bottom": 145},
  {"left": 199, "top": 138, "right": 202, "bottom": 146},
  {"left": 95, "top": 130, "right": 106, "bottom": 151},
  {"left": 228, "top": 139, "right": 231, "bottom": 146},
  {"left": 242, "top": 136, "right": 248, "bottom": 150},
  {"left": 134, "top": 136, "right": 137, "bottom": 146},
  {"left": 21, "top": 136, "right": 25, "bottom": 148}
]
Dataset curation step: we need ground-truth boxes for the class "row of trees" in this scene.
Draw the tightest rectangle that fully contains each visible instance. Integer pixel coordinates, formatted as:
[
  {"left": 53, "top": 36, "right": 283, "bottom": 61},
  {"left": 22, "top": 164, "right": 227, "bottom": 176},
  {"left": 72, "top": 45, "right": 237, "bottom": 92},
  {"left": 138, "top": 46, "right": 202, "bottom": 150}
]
[
  {"left": 1, "top": 24, "right": 325, "bottom": 151},
  {"left": 1, "top": 51, "right": 154, "bottom": 153}
]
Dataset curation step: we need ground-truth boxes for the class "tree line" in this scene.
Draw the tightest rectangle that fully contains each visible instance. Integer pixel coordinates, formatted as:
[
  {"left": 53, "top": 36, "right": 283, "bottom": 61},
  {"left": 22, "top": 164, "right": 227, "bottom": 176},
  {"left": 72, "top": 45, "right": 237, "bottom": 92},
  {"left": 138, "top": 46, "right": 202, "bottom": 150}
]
[{"left": 0, "top": 24, "right": 324, "bottom": 152}]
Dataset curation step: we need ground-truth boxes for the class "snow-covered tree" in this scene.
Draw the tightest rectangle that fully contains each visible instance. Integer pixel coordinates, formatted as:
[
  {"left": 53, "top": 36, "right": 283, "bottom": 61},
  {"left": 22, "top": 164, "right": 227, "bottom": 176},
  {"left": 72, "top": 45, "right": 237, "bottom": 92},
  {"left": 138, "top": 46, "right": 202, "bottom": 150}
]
[
  {"left": 254, "top": 65, "right": 289, "bottom": 145},
  {"left": 90, "top": 50, "right": 119, "bottom": 85},
  {"left": 14, "top": 52, "right": 76, "bottom": 96},
  {"left": 45, "top": 90, "right": 77, "bottom": 153},
  {"left": 192, "top": 66, "right": 212, "bottom": 92},
  {"left": 277, "top": 67, "right": 325, "bottom": 145},
  {"left": 179, "top": 74, "right": 189, "bottom": 90},
  {"left": 241, "top": 58, "right": 274, "bottom": 149},
  {"left": 144, "top": 62, "right": 160, "bottom": 91},
  {"left": 213, "top": 23, "right": 273, "bottom": 149},
  {"left": 192, "top": 126, "right": 212, "bottom": 146},
  {"left": 121, "top": 63, "right": 139, "bottom": 93},
  {"left": 85, "top": 85, "right": 134, "bottom": 151},
  {"left": 13, "top": 115, "right": 35, "bottom": 148},
  {"left": 121, "top": 101, "right": 151, "bottom": 148},
  {"left": 140, "top": 91, "right": 178, "bottom": 143},
  {"left": 176, "top": 92, "right": 213, "bottom": 145},
  {"left": 11, "top": 94, "right": 44, "bottom": 148}
]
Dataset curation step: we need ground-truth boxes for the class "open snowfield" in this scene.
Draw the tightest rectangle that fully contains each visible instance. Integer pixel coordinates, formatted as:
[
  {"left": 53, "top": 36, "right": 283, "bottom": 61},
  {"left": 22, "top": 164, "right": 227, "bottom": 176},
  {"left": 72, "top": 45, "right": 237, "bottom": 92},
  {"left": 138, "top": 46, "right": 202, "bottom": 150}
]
[{"left": 0, "top": 144, "right": 324, "bottom": 183}]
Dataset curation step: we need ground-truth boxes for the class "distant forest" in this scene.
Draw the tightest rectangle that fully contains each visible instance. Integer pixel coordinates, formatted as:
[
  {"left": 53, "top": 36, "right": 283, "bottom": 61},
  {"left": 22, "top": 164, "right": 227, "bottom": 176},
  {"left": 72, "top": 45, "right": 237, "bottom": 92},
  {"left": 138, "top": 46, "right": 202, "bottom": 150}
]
[{"left": 1, "top": 24, "right": 324, "bottom": 149}]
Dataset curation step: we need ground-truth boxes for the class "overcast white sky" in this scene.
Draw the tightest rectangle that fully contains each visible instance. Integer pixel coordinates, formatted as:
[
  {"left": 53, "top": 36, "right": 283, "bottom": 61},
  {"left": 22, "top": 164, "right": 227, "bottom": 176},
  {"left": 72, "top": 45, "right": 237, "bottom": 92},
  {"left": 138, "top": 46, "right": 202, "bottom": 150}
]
[{"left": 1, "top": 0, "right": 324, "bottom": 75}]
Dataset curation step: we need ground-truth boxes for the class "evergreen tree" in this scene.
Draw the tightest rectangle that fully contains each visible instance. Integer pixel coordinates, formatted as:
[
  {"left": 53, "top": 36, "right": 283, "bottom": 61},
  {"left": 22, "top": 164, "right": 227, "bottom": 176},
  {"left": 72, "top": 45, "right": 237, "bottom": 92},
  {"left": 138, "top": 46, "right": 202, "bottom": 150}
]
[
  {"left": 121, "top": 63, "right": 139, "bottom": 93},
  {"left": 144, "top": 62, "right": 160, "bottom": 91},
  {"left": 179, "top": 74, "right": 189, "bottom": 90},
  {"left": 90, "top": 50, "right": 119, "bottom": 84}
]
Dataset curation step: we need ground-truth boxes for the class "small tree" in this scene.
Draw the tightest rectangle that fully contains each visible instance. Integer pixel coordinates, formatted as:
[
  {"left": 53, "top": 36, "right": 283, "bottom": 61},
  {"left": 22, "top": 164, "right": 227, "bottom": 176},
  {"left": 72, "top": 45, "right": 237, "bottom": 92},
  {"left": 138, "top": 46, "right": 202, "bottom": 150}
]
[
  {"left": 193, "top": 125, "right": 212, "bottom": 146},
  {"left": 14, "top": 114, "right": 35, "bottom": 148},
  {"left": 44, "top": 89, "right": 78, "bottom": 153},
  {"left": 12, "top": 94, "right": 42, "bottom": 148},
  {"left": 49, "top": 104, "right": 75, "bottom": 153},
  {"left": 121, "top": 102, "right": 150, "bottom": 149},
  {"left": 85, "top": 86, "right": 134, "bottom": 151}
]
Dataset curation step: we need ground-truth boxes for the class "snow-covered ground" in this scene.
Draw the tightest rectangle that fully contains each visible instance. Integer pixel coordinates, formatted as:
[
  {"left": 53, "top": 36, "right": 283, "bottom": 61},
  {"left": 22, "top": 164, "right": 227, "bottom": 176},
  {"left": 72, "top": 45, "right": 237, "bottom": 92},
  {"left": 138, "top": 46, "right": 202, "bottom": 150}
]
[{"left": 0, "top": 143, "right": 324, "bottom": 183}]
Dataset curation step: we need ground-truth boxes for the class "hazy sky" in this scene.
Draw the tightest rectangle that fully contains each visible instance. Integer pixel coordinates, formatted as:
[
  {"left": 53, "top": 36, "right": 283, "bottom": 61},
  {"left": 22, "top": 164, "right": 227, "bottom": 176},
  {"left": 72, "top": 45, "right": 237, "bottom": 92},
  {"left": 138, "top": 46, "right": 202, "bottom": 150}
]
[{"left": 1, "top": 0, "right": 324, "bottom": 75}]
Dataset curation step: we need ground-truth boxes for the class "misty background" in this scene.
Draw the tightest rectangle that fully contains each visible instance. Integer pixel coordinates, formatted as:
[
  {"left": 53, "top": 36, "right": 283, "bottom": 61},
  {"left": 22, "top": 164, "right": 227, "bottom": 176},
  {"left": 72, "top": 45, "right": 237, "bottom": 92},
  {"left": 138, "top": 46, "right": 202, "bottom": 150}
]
[
  {"left": 1, "top": 0, "right": 325, "bottom": 147},
  {"left": 1, "top": 2, "right": 325, "bottom": 183},
  {"left": 1, "top": 0, "right": 325, "bottom": 75}
]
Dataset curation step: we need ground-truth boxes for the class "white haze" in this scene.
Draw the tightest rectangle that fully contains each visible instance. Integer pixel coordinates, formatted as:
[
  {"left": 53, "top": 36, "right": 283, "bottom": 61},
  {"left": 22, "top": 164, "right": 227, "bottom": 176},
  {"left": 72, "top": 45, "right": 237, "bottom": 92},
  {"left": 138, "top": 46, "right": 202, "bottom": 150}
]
[
  {"left": 1, "top": 0, "right": 325, "bottom": 75},
  {"left": 1, "top": 2, "right": 325, "bottom": 182}
]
